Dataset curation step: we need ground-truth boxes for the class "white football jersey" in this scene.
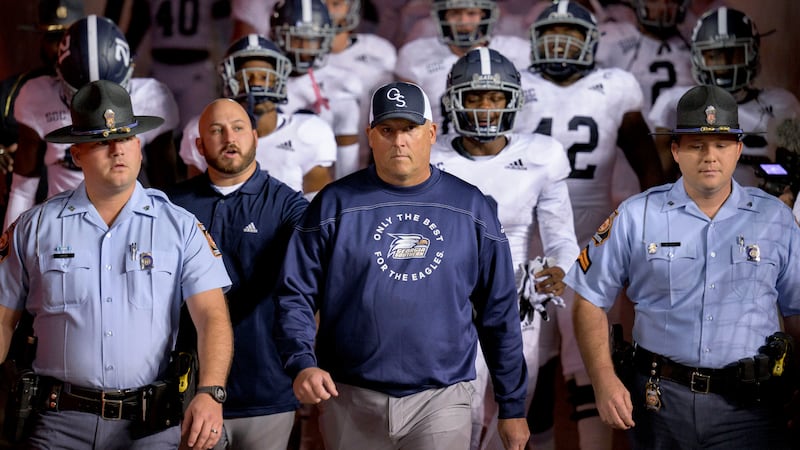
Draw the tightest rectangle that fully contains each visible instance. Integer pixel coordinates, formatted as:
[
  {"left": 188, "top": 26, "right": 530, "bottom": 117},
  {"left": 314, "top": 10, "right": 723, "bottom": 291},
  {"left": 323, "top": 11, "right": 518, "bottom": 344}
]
[
  {"left": 327, "top": 33, "right": 398, "bottom": 165},
  {"left": 230, "top": 0, "right": 278, "bottom": 36},
  {"left": 516, "top": 68, "right": 643, "bottom": 241},
  {"left": 395, "top": 35, "right": 531, "bottom": 132},
  {"left": 430, "top": 133, "right": 577, "bottom": 272},
  {"left": 650, "top": 85, "right": 800, "bottom": 186},
  {"left": 284, "top": 64, "right": 364, "bottom": 138},
  {"left": 180, "top": 111, "right": 336, "bottom": 193},
  {"left": 148, "top": 0, "right": 217, "bottom": 50},
  {"left": 596, "top": 21, "right": 693, "bottom": 118},
  {"left": 14, "top": 75, "right": 179, "bottom": 197}
]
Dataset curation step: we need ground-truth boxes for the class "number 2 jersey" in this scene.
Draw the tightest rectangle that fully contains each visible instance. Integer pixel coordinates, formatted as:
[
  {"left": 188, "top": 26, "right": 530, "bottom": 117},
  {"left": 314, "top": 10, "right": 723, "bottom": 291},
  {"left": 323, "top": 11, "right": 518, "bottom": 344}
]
[
  {"left": 515, "top": 67, "right": 644, "bottom": 242},
  {"left": 595, "top": 21, "right": 693, "bottom": 118}
]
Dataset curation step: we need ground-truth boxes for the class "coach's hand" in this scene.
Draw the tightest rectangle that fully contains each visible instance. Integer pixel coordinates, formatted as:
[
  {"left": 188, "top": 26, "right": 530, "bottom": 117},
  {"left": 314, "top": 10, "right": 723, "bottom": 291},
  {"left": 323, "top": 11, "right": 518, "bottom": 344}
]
[{"left": 294, "top": 367, "right": 339, "bottom": 404}]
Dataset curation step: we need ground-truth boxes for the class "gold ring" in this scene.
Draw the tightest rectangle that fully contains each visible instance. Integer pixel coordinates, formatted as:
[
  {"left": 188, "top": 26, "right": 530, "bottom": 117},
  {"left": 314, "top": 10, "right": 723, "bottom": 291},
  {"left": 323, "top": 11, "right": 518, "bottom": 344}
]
[{"left": 211, "top": 428, "right": 219, "bottom": 434}]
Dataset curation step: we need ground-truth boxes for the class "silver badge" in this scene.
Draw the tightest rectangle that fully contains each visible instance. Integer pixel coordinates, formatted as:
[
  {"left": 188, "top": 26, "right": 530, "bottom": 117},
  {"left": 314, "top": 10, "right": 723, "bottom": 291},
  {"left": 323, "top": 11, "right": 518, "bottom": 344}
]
[
  {"left": 705, "top": 105, "right": 716, "bottom": 125},
  {"left": 139, "top": 252, "right": 154, "bottom": 270},
  {"left": 104, "top": 109, "right": 116, "bottom": 128},
  {"left": 746, "top": 244, "right": 760, "bottom": 262}
]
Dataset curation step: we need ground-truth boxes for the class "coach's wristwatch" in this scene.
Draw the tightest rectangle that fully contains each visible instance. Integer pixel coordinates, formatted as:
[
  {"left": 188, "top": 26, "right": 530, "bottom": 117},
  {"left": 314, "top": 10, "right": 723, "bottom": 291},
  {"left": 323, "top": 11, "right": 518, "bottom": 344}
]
[{"left": 197, "top": 385, "right": 227, "bottom": 403}]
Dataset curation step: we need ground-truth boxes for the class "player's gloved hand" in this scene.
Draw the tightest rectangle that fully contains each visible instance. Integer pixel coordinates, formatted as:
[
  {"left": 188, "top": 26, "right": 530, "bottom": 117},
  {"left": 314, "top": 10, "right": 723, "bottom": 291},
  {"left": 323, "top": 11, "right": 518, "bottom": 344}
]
[{"left": 517, "top": 256, "right": 565, "bottom": 323}]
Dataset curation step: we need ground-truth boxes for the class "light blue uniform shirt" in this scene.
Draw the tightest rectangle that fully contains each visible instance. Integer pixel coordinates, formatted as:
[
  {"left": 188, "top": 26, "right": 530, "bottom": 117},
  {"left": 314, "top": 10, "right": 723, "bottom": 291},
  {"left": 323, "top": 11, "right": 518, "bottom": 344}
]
[
  {"left": 0, "top": 182, "right": 231, "bottom": 390},
  {"left": 566, "top": 178, "right": 800, "bottom": 368}
]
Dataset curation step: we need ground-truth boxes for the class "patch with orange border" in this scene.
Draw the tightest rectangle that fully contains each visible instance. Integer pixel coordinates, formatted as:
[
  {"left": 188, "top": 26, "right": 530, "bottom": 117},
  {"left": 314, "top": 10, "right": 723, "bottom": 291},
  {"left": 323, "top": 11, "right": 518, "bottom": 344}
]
[
  {"left": 197, "top": 222, "right": 222, "bottom": 257},
  {"left": 578, "top": 246, "right": 592, "bottom": 273},
  {"left": 0, "top": 221, "right": 15, "bottom": 264},
  {"left": 591, "top": 210, "right": 619, "bottom": 247}
]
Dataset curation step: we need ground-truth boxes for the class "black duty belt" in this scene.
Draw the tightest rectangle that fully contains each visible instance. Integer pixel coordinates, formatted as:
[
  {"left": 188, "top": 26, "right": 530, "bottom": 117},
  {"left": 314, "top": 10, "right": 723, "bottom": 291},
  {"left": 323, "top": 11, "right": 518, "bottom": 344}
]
[
  {"left": 633, "top": 347, "right": 740, "bottom": 395},
  {"left": 40, "top": 377, "right": 146, "bottom": 421}
]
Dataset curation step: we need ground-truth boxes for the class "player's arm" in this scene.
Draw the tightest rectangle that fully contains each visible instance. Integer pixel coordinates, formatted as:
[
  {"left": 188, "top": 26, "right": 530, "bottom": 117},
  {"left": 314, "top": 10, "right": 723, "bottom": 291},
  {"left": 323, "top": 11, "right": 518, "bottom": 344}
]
[
  {"left": 143, "top": 131, "right": 179, "bottom": 189},
  {"left": 4, "top": 124, "right": 45, "bottom": 229},
  {"left": 302, "top": 165, "right": 333, "bottom": 199},
  {"left": 535, "top": 178, "right": 579, "bottom": 295},
  {"left": 617, "top": 111, "right": 665, "bottom": 191},
  {"left": 573, "top": 294, "right": 635, "bottom": 430}
]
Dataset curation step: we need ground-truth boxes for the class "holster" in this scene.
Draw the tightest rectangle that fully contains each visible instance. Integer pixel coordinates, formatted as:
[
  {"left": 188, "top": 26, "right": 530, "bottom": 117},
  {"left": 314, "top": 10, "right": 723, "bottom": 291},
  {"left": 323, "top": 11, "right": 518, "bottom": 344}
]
[
  {"left": 1, "top": 312, "right": 38, "bottom": 444},
  {"left": 131, "top": 349, "right": 198, "bottom": 438},
  {"left": 1, "top": 368, "right": 39, "bottom": 444},
  {"left": 611, "top": 324, "right": 635, "bottom": 384}
]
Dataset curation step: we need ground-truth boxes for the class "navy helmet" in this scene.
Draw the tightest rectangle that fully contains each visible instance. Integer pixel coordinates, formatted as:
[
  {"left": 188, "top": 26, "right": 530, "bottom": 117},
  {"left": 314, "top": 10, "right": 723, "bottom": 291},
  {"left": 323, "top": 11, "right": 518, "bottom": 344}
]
[
  {"left": 444, "top": 47, "right": 523, "bottom": 141},
  {"left": 691, "top": 7, "right": 760, "bottom": 93},
  {"left": 220, "top": 34, "right": 292, "bottom": 105},
  {"left": 270, "top": 0, "right": 335, "bottom": 74},
  {"left": 530, "top": 0, "right": 598, "bottom": 82},
  {"left": 431, "top": 0, "right": 499, "bottom": 48},
  {"left": 56, "top": 15, "right": 132, "bottom": 105}
]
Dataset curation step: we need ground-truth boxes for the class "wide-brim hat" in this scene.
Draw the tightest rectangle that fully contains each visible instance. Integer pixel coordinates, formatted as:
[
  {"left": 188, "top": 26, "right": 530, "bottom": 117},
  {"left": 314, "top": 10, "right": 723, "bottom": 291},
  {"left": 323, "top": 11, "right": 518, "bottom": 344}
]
[
  {"left": 45, "top": 80, "right": 164, "bottom": 144},
  {"left": 18, "top": 0, "right": 83, "bottom": 33},
  {"left": 652, "top": 85, "right": 750, "bottom": 136}
]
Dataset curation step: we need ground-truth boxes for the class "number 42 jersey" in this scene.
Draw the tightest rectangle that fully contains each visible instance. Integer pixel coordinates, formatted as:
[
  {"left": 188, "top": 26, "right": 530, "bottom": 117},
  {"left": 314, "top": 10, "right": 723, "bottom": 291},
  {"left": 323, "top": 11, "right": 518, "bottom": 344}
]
[{"left": 516, "top": 68, "right": 644, "bottom": 213}]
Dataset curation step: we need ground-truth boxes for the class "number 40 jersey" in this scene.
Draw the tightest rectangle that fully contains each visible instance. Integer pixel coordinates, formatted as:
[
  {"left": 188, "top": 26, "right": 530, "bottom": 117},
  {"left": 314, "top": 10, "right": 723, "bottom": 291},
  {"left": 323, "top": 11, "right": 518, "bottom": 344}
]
[{"left": 516, "top": 67, "right": 644, "bottom": 222}]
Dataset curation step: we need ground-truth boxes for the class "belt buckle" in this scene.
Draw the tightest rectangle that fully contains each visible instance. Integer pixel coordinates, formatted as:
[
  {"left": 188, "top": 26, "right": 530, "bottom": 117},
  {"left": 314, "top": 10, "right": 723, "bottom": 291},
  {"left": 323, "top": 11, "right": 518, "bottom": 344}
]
[
  {"left": 100, "top": 392, "right": 124, "bottom": 420},
  {"left": 690, "top": 371, "right": 710, "bottom": 394}
]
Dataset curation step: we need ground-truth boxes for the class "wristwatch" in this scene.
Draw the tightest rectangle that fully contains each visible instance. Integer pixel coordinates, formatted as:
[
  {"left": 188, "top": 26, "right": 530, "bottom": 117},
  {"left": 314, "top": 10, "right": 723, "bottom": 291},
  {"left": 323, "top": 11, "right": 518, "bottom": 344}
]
[{"left": 197, "top": 385, "right": 227, "bottom": 403}]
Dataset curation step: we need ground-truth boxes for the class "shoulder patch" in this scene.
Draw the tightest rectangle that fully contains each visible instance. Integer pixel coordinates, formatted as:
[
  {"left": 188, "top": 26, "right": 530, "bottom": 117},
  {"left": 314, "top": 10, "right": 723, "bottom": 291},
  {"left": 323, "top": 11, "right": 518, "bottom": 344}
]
[
  {"left": 592, "top": 210, "right": 619, "bottom": 246},
  {"left": 577, "top": 245, "right": 591, "bottom": 273},
  {"left": 0, "top": 221, "right": 16, "bottom": 264},
  {"left": 197, "top": 222, "right": 222, "bottom": 257}
]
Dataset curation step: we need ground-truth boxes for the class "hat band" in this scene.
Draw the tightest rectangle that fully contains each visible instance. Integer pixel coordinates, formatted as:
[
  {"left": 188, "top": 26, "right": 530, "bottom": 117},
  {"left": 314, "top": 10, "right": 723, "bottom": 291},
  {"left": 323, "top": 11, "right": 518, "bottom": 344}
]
[
  {"left": 672, "top": 126, "right": 743, "bottom": 134},
  {"left": 71, "top": 120, "right": 140, "bottom": 138}
]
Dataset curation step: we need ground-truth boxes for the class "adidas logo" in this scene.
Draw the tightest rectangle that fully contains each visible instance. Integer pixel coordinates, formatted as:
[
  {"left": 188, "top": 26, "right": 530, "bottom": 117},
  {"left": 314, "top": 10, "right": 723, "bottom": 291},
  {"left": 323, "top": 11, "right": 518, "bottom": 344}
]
[
  {"left": 277, "top": 140, "right": 294, "bottom": 151},
  {"left": 505, "top": 159, "right": 526, "bottom": 170},
  {"left": 243, "top": 222, "right": 258, "bottom": 233},
  {"left": 589, "top": 83, "right": 605, "bottom": 95}
]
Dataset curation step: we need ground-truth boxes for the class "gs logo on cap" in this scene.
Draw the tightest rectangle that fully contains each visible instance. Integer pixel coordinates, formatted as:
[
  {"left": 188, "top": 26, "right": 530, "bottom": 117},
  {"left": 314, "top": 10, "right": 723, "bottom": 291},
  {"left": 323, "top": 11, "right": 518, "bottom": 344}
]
[{"left": 386, "top": 87, "right": 407, "bottom": 108}]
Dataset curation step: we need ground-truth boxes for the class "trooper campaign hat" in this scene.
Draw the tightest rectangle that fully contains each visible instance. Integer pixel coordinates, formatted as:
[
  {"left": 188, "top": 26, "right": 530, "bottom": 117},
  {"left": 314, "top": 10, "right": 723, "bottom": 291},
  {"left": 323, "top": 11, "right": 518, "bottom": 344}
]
[
  {"left": 369, "top": 82, "right": 433, "bottom": 128},
  {"left": 45, "top": 80, "right": 164, "bottom": 144},
  {"left": 655, "top": 85, "right": 746, "bottom": 136},
  {"left": 20, "top": 0, "right": 83, "bottom": 33}
]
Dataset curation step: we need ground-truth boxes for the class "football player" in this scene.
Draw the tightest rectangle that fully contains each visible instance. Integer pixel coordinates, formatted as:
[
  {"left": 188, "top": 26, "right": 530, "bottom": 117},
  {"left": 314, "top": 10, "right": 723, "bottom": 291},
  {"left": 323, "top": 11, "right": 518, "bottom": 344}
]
[
  {"left": 395, "top": 0, "right": 530, "bottom": 134},
  {"left": 515, "top": 2, "right": 664, "bottom": 449},
  {"left": 595, "top": 0, "right": 694, "bottom": 113},
  {"left": 0, "top": 0, "right": 83, "bottom": 223},
  {"left": 648, "top": 6, "right": 800, "bottom": 189},
  {"left": 595, "top": 0, "right": 695, "bottom": 204},
  {"left": 430, "top": 47, "right": 579, "bottom": 450},
  {"left": 142, "top": 0, "right": 230, "bottom": 130},
  {"left": 179, "top": 34, "right": 336, "bottom": 200},
  {"left": 324, "top": 0, "right": 397, "bottom": 168},
  {"left": 270, "top": 0, "right": 365, "bottom": 179},
  {"left": 3, "top": 15, "right": 179, "bottom": 229}
]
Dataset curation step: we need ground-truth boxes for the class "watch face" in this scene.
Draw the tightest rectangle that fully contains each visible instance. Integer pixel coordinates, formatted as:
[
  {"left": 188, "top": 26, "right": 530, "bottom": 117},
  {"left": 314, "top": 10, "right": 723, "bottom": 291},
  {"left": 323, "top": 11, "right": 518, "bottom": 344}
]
[{"left": 213, "top": 386, "right": 227, "bottom": 402}]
